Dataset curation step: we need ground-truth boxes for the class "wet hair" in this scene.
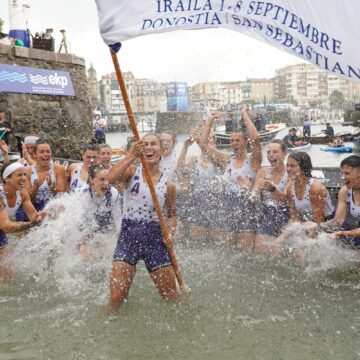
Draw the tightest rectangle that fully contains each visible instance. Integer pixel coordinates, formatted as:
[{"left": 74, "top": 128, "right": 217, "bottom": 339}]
[
  {"left": 160, "top": 131, "right": 177, "bottom": 145},
  {"left": 83, "top": 143, "right": 100, "bottom": 154},
  {"left": 288, "top": 151, "right": 313, "bottom": 177},
  {"left": 269, "top": 139, "right": 287, "bottom": 153},
  {"left": 34, "top": 139, "right": 51, "bottom": 153},
  {"left": 1, "top": 163, "right": 13, "bottom": 182},
  {"left": 143, "top": 133, "right": 164, "bottom": 149},
  {"left": 99, "top": 143, "right": 112, "bottom": 151},
  {"left": 88, "top": 164, "right": 108, "bottom": 180},
  {"left": 340, "top": 155, "right": 360, "bottom": 169}
]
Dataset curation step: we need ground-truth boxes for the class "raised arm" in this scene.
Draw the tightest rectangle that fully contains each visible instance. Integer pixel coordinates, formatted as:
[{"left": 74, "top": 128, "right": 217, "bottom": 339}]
[
  {"left": 199, "top": 111, "right": 221, "bottom": 147},
  {"left": 108, "top": 140, "right": 141, "bottom": 185},
  {"left": 176, "top": 135, "right": 194, "bottom": 176},
  {"left": 241, "top": 107, "right": 262, "bottom": 173}
]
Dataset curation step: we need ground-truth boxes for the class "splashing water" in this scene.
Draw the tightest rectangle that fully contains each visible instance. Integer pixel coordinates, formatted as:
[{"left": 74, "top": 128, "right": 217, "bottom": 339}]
[{"left": 1, "top": 195, "right": 360, "bottom": 359}]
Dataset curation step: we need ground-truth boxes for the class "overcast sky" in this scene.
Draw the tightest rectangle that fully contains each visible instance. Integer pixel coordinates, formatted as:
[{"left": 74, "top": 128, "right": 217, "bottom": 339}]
[{"left": 0, "top": 0, "right": 302, "bottom": 85}]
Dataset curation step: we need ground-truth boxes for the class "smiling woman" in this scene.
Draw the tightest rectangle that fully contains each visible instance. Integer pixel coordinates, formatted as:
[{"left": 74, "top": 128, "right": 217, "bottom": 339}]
[
  {"left": 107, "top": 133, "right": 181, "bottom": 311},
  {"left": 0, "top": 162, "right": 45, "bottom": 281},
  {"left": 25, "top": 140, "right": 67, "bottom": 211}
]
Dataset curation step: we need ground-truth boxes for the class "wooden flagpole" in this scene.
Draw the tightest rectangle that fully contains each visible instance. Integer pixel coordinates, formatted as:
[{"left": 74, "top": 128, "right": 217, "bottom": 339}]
[{"left": 110, "top": 48, "right": 185, "bottom": 294}]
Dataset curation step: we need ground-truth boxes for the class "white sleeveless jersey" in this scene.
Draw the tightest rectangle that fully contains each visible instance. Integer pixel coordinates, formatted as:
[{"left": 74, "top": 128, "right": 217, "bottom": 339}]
[
  {"left": 78, "top": 184, "right": 122, "bottom": 227},
  {"left": 346, "top": 189, "right": 360, "bottom": 220},
  {"left": 194, "top": 156, "right": 216, "bottom": 179},
  {"left": 123, "top": 167, "right": 168, "bottom": 222},
  {"left": 160, "top": 152, "right": 177, "bottom": 181},
  {"left": 225, "top": 155, "right": 255, "bottom": 191},
  {"left": 262, "top": 168, "right": 288, "bottom": 207},
  {"left": 291, "top": 178, "right": 334, "bottom": 221},
  {"left": 0, "top": 185, "right": 23, "bottom": 219},
  {"left": 70, "top": 163, "right": 87, "bottom": 191},
  {"left": 190, "top": 155, "right": 223, "bottom": 191},
  {"left": 30, "top": 163, "right": 56, "bottom": 204}
]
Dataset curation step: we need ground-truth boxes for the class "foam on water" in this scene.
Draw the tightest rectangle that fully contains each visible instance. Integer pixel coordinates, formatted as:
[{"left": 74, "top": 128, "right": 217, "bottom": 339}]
[
  {"left": 281, "top": 223, "right": 359, "bottom": 274},
  {"left": 9, "top": 193, "right": 117, "bottom": 299},
  {"left": 1, "top": 194, "right": 360, "bottom": 359}
]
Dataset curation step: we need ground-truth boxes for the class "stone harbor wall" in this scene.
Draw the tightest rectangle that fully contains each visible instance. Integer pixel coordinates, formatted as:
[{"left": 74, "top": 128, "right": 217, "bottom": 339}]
[{"left": 0, "top": 44, "right": 92, "bottom": 160}]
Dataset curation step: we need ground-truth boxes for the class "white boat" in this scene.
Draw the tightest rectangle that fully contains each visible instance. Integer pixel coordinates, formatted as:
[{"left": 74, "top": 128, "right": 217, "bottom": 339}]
[{"left": 214, "top": 123, "right": 287, "bottom": 147}]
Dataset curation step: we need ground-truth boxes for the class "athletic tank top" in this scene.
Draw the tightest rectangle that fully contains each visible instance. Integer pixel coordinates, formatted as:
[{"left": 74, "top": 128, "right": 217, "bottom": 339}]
[
  {"left": 160, "top": 152, "right": 177, "bottom": 181},
  {"left": 70, "top": 163, "right": 87, "bottom": 191},
  {"left": 123, "top": 167, "right": 167, "bottom": 222},
  {"left": 261, "top": 168, "right": 288, "bottom": 206},
  {"left": 0, "top": 185, "right": 23, "bottom": 220},
  {"left": 79, "top": 184, "right": 121, "bottom": 231},
  {"left": 291, "top": 178, "right": 334, "bottom": 221},
  {"left": 30, "top": 163, "right": 56, "bottom": 204},
  {"left": 225, "top": 155, "right": 255, "bottom": 191},
  {"left": 194, "top": 155, "right": 216, "bottom": 179},
  {"left": 346, "top": 189, "right": 360, "bottom": 221}
]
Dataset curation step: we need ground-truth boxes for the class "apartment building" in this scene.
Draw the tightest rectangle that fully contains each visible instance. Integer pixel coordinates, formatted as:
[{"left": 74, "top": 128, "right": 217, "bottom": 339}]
[
  {"left": 99, "top": 71, "right": 137, "bottom": 114},
  {"left": 274, "top": 64, "right": 360, "bottom": 106}
]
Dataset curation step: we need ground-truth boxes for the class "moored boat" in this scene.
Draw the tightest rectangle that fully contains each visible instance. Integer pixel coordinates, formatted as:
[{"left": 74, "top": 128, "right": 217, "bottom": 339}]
[
  {"left": 320, "top": 146, "right": 353, "bottom": 153},
  {"left": 214, "top": 123, "right": 287, "bottom": 147},
  {"left": 287, "top": 143, "right": 311, "bottom": 151},
  {"left": 306, "top": 130, "right": 358, "bottom": 145}
]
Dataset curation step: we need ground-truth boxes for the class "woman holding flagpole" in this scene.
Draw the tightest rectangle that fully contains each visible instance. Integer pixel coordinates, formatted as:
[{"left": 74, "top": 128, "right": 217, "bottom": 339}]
[{"left": 108, "top": 133, "right": 180, "bottom": 311}]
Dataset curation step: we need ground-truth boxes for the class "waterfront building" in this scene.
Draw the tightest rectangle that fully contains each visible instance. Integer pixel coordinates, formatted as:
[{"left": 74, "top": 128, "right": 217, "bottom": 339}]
[{"left": 274, "top": 64, "right": 360, "bottom": 107}]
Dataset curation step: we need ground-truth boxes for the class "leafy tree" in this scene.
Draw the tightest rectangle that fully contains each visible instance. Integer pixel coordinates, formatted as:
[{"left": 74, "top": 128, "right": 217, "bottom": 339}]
[
  {"left": 329, "top": 90, "right": 345, "bottom": 109},
  {"left": 309, "top": 99, "right": 322, "bottom": 108},
  {"left": 240, "top": 99, "right": 256, "bottom": 106},
  {"left": 0, "top": 18, "right": 3, "bottom": 33}
]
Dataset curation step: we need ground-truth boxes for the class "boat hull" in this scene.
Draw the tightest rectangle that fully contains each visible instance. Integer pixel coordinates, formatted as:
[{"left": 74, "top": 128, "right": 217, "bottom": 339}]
[
  {"left": 214, "top": 123, "right": 286, "bottom": 147},
  {"left": 320, "top": 146, "right": 353, "bottom": 153},
  {"left": 287, "top": 143, "right": 311, "bottom": 151}
]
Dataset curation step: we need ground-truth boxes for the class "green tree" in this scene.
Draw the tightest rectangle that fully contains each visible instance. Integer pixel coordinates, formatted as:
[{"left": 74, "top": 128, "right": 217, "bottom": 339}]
[
  {"left": 0, "top": 18, "right": 4, "bottom": 33},
  {"left": 330, "top": 90, "right": 345, "bottom": 109}
]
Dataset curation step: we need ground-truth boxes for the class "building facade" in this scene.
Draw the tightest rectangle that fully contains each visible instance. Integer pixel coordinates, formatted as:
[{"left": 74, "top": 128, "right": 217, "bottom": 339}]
[{"left": 274, "top": 64, "right": 360, "bottom": 107}]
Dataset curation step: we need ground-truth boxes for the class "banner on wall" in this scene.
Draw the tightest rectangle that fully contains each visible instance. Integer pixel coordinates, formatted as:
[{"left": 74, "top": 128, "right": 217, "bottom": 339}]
[
  {"left": 0, "top": 64, "right": 75, "bottom": 96},
  {"left": 95, "top": 0, "right": 360, "bottom": 82}
]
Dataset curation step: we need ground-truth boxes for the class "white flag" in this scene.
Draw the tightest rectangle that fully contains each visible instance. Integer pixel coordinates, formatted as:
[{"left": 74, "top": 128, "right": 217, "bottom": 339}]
[{"left": 95, "top": 0, "right": 360, "bottom": 82}]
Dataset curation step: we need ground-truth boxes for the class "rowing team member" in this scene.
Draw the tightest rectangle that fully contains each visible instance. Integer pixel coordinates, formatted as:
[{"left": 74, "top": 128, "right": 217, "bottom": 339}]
[
  {"left": 76, "top": 164, "right": 121, "bottom": 262},
  {"left": 303, "top": 155, "right": 360, "bottom": 250},
  {"left": 0, "top": 162, "right": 45, "bottom": 281},
  {"left": 197, "top": 105, "right": 263, "bottom": 249},
  {"left": 176, "top": 112, "right": 223, "bottom": 245},
  {"left": 108, "top": 134, "right": 181, "bottom": 311},
  {"left": 269, "top": 152, "right": 335, "bottom": 263}
]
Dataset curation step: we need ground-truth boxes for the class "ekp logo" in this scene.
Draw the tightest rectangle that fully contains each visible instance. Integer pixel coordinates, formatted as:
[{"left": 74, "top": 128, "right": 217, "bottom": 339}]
[{"left": 29, "top": 72, "right": 69, "bottom": 88}]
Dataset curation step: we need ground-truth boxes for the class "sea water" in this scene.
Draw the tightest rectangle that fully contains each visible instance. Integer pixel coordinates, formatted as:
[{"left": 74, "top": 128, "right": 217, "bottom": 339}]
[{"left": 1, "top": 125, "right": 360, "bottom": 359}]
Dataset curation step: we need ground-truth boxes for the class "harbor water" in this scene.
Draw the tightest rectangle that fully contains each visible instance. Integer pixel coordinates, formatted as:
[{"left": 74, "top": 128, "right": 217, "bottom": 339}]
[{"left": 1, "top": 125, "right": 360, "bottom": 360}]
